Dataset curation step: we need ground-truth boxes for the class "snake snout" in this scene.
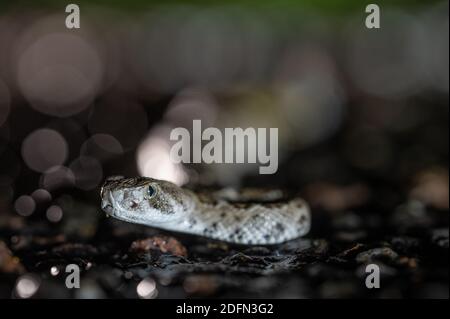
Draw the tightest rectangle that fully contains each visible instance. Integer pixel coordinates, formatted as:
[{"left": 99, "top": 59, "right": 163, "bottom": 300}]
[
  {"left": 101, "top": 196, "right": 114, "bottom": 215},
  {"left": 100, "top": 185, "right": 114, "bottom": 215}
]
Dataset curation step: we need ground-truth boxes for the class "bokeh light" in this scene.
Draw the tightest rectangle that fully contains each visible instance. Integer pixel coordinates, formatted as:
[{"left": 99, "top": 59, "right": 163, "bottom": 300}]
[
  {"left": 136, "top": 278, "right": 158, "bottom": 299},
  {"left": 137, "top": 126, "right": 188, "bottom": 186},
  {"left": 50, "top": 266, "right": 59, "bottom": 276},
  {"left": 14, "top": 274, "right": 40, "bottom": 299},
  {"left": 39, "top": 165, "right": 75, "bottom": 191},
  {"left": 31, "top": 188, "right": 52, "bottom": 204},
  {"left": 80, "top": 134, "right": 123, "bottom": 162},
  {"left": 21, "top": 129, "right": 68, "bottom": 173},
  {"left": 15, "top": 15, "right": 103, "bottom": 117},
  {"left": 165, "top": 88, "right": 219, "bottom": 128},
  {"left": 274, "top": 45, "right": 345, "bottom": 147},
  {"left": 14, "top": 195, "right": 35, "bottom": 217},
  {"left": 346, "top": 10, "right": 425, "bottom": 98},
  {"left": 46, "top": 205, "right": 63, "bottom": 223}
]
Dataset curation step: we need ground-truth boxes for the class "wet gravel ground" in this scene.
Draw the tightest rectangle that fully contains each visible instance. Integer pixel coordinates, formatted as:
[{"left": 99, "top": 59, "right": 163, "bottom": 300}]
[{"left": 0, "top": 194, "right": 448, "bottom": 299}]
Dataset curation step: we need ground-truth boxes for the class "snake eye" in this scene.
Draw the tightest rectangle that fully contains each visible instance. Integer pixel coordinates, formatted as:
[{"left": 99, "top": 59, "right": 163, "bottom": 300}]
[{"left": 147, "top": 185, "right": 156, "bottom": 198}]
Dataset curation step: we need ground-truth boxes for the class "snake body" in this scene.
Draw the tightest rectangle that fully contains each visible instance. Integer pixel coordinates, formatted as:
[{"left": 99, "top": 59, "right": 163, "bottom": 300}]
[{"left": 100, "top": 176, "right": 310, "bottom": 245}]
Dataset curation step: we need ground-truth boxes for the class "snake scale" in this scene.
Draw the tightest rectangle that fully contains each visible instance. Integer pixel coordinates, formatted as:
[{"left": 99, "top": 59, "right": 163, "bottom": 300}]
[{"left": 100, "top": 176, "right": 310, "bottom": 245}]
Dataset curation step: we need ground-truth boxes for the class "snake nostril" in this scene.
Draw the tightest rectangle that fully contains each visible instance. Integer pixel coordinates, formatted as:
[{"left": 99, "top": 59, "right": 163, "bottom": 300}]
[
  {"left": 101, "top": 202, "right": 113, "bottom": 215},
  {"left": 130, "top": 201, "right": 138, "bottom": 209}
]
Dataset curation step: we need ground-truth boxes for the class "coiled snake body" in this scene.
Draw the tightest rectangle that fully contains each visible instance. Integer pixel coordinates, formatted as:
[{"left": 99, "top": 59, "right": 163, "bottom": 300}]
[{"left": 100, "top": 176, "right": 310, "bottom": 245}]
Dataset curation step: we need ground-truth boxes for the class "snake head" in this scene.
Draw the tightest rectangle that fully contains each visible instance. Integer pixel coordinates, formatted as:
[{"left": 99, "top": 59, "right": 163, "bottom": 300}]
[{"left": 100, "top": 176, "right": 190, "bottom": 226}]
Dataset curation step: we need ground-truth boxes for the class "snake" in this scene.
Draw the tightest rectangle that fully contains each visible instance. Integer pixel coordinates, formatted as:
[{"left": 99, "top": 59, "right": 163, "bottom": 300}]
[{"left": 100, "top": 176, "right": 311, "bottom": 245}]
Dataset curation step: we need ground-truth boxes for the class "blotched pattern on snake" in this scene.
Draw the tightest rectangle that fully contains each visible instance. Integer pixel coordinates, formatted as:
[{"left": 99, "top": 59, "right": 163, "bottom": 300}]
[{"left": 100, "top": 176, "right": 310, "bottom": 245}]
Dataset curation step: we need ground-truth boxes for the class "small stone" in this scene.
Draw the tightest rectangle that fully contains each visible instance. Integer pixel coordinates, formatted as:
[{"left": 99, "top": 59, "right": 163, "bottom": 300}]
[
  {"left": 431, "top": 228, "right": 449, "bottom": 249},
  {"left": 356, "top": 247, "right": 399, "bottom": 264},
  {"left": 391, "top": 200, "right": 433, "bottom": 232},
  {"left": 277, "top": 238, "right": 314, "bottom": 254},
  {"left": 130, "top": 236, "right": 187, "bottom": 257},
  {"left": 242, "top": 246, "right": 272, "bottom": 256},
  {"left": 390, "top": 236, "right": 421, "bottom": 254},
  {"left": 225, "top": 252, "right": 255, "bottom": 265},
  {"left": 51, "top": 243, "right": 98, "bottom": 257},
  {"left": 123, "top": 271, "right": 133, "bottom": 280},
  {"left": 397, "top": 256, "right": 418, "bottom": 268},
  {"left": 337, "top": 243, "right": 365, "bottom": 258}
]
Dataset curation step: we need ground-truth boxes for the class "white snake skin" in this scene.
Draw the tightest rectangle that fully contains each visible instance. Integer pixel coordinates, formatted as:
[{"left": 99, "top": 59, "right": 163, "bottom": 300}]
[{"left": 100, "top": 176, "right": 310, "bottom": 245}]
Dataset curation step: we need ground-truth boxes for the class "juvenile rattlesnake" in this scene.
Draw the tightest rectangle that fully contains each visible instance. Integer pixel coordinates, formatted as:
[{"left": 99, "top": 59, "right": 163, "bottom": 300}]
[{"left": 100, "top": 176, "right": 310, "bottom": 245}]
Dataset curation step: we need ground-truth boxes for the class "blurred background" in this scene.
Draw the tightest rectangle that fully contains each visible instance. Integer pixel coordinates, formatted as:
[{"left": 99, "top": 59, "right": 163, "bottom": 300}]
[{"left": 0, "top": 0, "right": 448, "bottom": 299}]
